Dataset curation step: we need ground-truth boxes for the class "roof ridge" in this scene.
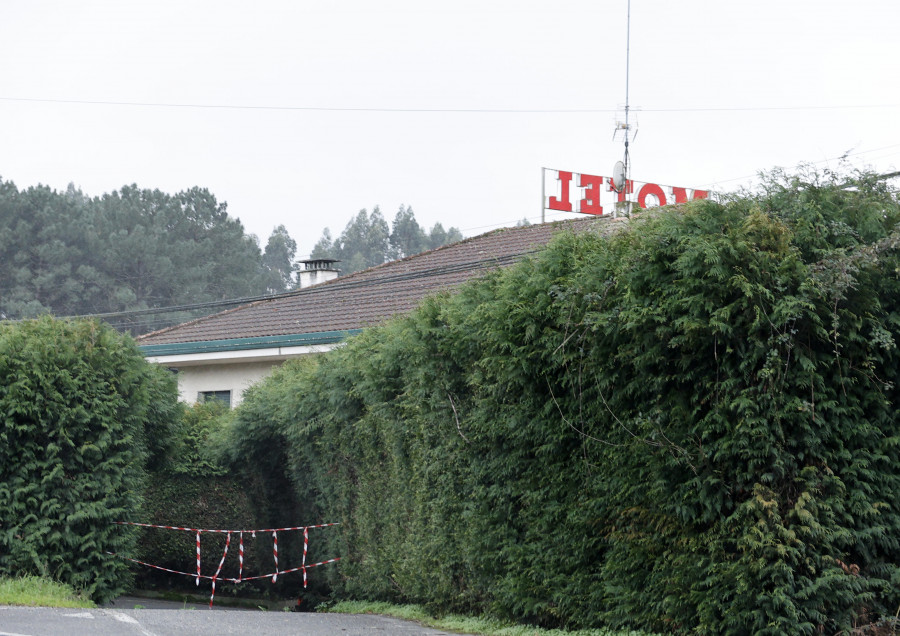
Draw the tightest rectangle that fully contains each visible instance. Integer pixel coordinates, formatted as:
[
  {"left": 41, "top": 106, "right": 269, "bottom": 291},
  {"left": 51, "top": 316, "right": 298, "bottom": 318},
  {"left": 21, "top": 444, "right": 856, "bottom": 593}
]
[
  {"left": 137, "top": 216, "right": 618, "bottom": 345},
  {"left": 136, "top": 296, "right": 276, "bottom": 341}
]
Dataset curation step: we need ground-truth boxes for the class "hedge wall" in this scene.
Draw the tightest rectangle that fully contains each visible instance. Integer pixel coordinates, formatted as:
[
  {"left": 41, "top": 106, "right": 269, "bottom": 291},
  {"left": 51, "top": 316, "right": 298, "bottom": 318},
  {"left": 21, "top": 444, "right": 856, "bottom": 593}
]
[
  {"left": 226, "top": 168, "right": 900, "bottom": 633},
  {"left": 136, "top": 475, "right": 269, "bottom": 592},
  {"left": 0, "top": 317, "right": 178, "bottom": 603},
  {"left": 135, "top": 400, "right": 308, "bottom": 599}
]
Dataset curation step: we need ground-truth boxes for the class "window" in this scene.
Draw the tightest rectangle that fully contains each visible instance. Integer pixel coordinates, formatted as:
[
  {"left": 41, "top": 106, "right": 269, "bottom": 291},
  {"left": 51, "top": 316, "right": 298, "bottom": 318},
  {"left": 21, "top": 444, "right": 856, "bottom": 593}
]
[{"left": 198, "top": 390, "right": 232, "bottom": 408}]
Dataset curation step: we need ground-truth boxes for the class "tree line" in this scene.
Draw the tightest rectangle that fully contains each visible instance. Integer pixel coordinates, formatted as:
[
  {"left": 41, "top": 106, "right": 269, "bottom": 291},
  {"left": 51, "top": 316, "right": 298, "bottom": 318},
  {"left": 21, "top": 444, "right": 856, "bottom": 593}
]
[
  {"left": 5, "top": 168, "right": 900, "bottom": 631},
  {"left": 311, "top": 204, "right": 463, "bottom": 274},
  {"left": 0, "top": 180, "right": 295, "bottom": 330},
  {"left": 0, "top": 179, "right": 461, "bottom": 333}
]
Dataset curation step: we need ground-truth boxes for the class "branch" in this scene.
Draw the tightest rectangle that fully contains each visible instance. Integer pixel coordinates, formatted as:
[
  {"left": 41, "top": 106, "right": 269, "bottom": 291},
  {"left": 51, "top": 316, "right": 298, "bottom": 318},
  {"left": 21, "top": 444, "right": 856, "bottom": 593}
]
[
  {"left": 545, "top": 379, "right": 621, "bottom": 447},
  {"left": 447, "top": 393, "right": 471, "bottom": 444}
]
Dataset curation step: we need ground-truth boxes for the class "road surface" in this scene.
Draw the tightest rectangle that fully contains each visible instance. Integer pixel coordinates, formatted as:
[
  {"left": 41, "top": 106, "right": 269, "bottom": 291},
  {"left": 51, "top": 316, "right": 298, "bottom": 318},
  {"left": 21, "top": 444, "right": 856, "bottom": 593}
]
[{"left": 0, "top": 597, "right": 469, "bottom": 636}]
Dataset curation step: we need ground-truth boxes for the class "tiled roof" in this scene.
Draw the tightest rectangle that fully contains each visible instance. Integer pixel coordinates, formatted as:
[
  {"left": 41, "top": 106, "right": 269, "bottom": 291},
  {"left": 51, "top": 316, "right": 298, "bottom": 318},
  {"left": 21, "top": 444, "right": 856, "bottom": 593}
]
[{"left": 137, "top": 216, "right": 625, "bottom": 347}]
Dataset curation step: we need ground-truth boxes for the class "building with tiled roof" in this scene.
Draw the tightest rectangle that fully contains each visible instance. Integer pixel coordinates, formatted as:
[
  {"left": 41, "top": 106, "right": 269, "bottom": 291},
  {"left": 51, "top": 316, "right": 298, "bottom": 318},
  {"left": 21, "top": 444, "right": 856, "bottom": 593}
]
[{"left": 138, "top": 216, "right": 625, "bottom": 406}]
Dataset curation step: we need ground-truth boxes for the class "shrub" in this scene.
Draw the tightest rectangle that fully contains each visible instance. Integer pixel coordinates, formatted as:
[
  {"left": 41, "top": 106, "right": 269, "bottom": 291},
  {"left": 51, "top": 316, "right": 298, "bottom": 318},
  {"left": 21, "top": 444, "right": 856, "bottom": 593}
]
[
  {"left": 217, "top": 359, "right": 335, "bottom": 601},
  {"left": 136, "top": 401, "right": 277, "bottom": 595},
  {"left": 165, "top": 400, "right": 229, "bottom": 478},
  {"left": 136, "top": 474, "right": 270, "bottom": 592},
  {"left": 228, "top": 168, "right": 900, "bottom": 632},
  {"left": 0, "top": 317, "right": 178, "bottom": 603}
]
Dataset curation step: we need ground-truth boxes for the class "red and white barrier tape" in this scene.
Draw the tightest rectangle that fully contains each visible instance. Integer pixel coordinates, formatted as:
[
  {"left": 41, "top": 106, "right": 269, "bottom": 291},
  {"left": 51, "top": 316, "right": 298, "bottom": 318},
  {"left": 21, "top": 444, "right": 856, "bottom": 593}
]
[
  {"left": 114, "top": 521, "right": 339, "bottom": 534},
  {"left": 238, "top": 532, "right": 244, "bottom": 583},
  {"left": 272, "top": 531, "right": 278, "bottom": 584},
  {"left": 209, "top": 532, "right": 231, "bottom": 607},
  {"left": 112, "top": 521, "right": 340, "bottom": 607},
  {"left": 107, "top": 553, "right": 341, "bottom": 583},
  {"left": 233, "top": 558, "right": 341, "bottom": 582}
]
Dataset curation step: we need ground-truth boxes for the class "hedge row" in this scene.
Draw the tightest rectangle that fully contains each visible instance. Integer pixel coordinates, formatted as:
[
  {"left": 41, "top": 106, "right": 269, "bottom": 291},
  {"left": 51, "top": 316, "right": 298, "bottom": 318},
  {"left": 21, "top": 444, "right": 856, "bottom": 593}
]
[
  {"left": 227, "top": 169, "right": 900, "bottom": 632},
  {"left": 0, "top": 317, "right": 178, "bottom": 603},
  {"left": 132, "top": 398, "right": 330, "bottom": 602},
  {"left": 0, "top": 320, "right": 296, "bottom": 602}
]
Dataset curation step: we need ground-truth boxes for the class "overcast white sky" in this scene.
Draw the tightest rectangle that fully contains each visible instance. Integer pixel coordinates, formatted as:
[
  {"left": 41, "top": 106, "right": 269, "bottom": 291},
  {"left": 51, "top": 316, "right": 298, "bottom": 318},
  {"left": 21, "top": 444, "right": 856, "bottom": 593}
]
[{"left": 2, "top": 0, "right": 899, "bottom": 258}]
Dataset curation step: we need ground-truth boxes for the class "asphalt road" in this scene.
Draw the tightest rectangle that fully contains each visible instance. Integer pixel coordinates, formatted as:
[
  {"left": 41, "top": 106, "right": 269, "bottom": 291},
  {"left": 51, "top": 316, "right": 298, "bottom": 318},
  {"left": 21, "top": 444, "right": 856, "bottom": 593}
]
[{"left": 0, "top": 598, "right": 468, "bottom": 636}]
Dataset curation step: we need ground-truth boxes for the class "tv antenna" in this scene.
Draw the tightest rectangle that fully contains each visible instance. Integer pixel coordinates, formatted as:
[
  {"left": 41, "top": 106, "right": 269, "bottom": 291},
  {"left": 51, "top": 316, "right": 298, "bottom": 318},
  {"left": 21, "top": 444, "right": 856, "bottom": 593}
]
[{"left": 612, "top": 0, "right": 635, "bottom": 208}]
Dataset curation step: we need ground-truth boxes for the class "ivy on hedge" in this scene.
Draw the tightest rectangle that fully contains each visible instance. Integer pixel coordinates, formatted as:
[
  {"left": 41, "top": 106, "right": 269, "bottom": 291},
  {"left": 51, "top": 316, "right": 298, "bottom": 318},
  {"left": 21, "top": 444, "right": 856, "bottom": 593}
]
[
  {"left": 226, "top": 167, "right": 900, "bottom": 633},
  {"left": 0, "top": 317, "right": 178, "bottom": 603}
]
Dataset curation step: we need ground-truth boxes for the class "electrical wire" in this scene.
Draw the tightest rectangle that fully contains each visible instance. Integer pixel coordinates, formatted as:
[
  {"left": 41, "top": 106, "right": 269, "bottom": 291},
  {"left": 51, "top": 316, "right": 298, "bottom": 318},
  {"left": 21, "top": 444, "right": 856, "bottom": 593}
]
[
  {"left": 59, "top": 248, "right": 537, "bottom": 326},
  {"left": 1, "top": 95, "right": 897, "bottom": 115},
  {"left": 693, "top": 143, "right": 900, "bottom": 189},
  {"left": 0, "top": 96, "right": 616, "bottom": 114}
]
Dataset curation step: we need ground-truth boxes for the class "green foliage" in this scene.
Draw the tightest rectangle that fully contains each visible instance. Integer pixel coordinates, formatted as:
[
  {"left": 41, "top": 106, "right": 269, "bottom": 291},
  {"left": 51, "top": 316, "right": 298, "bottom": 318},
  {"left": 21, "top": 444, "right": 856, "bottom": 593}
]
[
  {"left": 230, "top": 168, "right": 900, "bottom": 632},
  {"left": 0, "top": 317, "right": 179, "bottom": 603},
  {"left": 260, "top": 224, "right": 298, "bottom": 294},
  {"left": 311, "top": 204, "right": 464, "bottom": 274},
  {"left": 0, "top": 574, "right": 96, "bottom": 608},
  {"left": 136, "top": 475, "right": 269, "bottom": 593},
  {"left": 0, "top": 179, "right": 298, "bottom": 332},
  {"left": 165, "top": 401, "right": 230, "bottom": 478},
  {"left": 326, "top": 600, "right": 657, "bottom": 636}
]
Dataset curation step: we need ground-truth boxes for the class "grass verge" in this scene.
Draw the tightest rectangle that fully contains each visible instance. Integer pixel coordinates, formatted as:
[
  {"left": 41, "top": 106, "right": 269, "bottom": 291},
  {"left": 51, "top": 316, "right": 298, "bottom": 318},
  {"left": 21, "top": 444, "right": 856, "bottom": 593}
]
[
  {"left": 325, "top": 600, "right": 655, "bottom": 636},
  {"left": 0, "top": 575, "right": 95, "bottom": 608}
]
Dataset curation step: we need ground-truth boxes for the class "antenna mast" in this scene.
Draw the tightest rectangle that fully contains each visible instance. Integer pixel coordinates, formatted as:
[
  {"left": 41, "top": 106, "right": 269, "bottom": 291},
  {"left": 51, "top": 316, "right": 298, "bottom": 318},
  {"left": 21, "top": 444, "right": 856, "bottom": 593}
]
[
  {"left": 611, "top": 0, "right": 634, "bottom": 214},
  {"left": 623, "top": 0, "right": 631, "bottom": 183}
]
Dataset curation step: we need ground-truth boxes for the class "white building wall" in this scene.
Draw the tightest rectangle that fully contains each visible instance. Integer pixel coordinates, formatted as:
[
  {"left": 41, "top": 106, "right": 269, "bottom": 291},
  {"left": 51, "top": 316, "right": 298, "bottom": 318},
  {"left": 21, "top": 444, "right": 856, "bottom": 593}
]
[
  {"left": 174, "top": 361, "right": 281, "bottom": 407},
  {"left": 147, "top": 342, "right": 340, "bottom": 407}
]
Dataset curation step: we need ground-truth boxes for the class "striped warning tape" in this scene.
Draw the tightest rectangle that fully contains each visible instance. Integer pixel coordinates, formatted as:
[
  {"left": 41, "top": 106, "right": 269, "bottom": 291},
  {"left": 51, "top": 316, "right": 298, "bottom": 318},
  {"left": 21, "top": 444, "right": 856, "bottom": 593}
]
[
  {"left": 112, "top": 521, "right": 340, "bottom": 607},
  {"left": 302, "top": 526, "right": 309, "bottom": 590},
  {"left": 107, "top": 552, "right": 341, "bottom": 583},
  {"left": 209, "top": 532, "right": 231, "bottom": 607},
  {"left": 238, "top": 532, "right": 244, "bottom": 583},
  {"left": 114, "top": 521, "right": 339, "bottom": 533},
  {"left": 272, "top": 530, "right": 278, "bottom": 584}
]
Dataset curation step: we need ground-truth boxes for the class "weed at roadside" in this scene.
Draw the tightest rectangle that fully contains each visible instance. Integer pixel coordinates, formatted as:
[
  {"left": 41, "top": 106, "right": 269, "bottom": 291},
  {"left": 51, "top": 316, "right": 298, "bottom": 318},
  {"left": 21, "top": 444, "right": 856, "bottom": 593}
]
[
  {"left": 0, "top": 575, "right": 95, "bottom": 609},
  {"left": 324, "top": 600, "right": 658, "bottom": 636}
]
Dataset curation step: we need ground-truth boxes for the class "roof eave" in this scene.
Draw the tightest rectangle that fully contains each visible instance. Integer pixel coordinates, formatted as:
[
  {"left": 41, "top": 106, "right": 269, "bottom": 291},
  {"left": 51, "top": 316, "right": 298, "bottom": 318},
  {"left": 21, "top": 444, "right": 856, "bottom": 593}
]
[{"left": 138, "top": 329, "right": 362, "bottom": 357}]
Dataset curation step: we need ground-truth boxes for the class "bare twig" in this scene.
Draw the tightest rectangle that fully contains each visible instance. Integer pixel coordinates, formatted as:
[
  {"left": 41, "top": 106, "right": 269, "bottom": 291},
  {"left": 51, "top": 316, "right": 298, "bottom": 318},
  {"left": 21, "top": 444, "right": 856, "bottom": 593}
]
[
  {"left": 545, "top": 378, "right": 621, "bottom": 447},
  {"left": 655, "top": 428, "right": 698, "bottom": 475},
  {"left": 595, "top": 383, "right": 645, "bottom": 443},
  {"left": 595, "top": 383, "right": 698, "bottom": 473},
  {"left": 447, "top": 393, "right": 471, "bottom": 444},
  {"left": 553, "top": 328, "right": 580, "bottom": 355}
]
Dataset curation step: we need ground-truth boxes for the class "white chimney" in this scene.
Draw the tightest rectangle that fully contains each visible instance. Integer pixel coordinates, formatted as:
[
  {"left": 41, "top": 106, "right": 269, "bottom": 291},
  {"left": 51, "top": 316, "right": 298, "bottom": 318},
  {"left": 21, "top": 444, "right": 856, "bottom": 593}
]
[{"left": 297, "top": 258, "right": 341, "bottom": 289}]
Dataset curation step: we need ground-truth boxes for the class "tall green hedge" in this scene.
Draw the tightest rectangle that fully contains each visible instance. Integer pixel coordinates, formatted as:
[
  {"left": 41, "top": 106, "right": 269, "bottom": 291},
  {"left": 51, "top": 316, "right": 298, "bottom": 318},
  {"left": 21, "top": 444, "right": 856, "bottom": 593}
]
[
  {"left": 227, "top": 168, "right": 900, "bottom": 632},
  {"left": 136, "top": 400, "right": 290, "bottom": 599},
  {"left": 0, "top": 317, "right": 178, "bottom": 603}
]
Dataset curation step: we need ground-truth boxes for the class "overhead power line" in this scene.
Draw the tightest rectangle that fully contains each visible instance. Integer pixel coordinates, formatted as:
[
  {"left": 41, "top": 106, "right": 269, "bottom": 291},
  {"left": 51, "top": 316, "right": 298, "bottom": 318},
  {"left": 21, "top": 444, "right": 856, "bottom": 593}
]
[
  {"left": 63, "top": 249, "right": 534, "bottom": 327},
  {"left": 0, "top": 97, "right": 615, "bottom": 114},
  {"left": 1, "top": 96, "right": 897, "bottom": 114},
  {"left": 640, "top": 104, "right": 900, "bottom": 113},
  {"left": 695, "top": 144, "right": 900, "bottom": 189}
]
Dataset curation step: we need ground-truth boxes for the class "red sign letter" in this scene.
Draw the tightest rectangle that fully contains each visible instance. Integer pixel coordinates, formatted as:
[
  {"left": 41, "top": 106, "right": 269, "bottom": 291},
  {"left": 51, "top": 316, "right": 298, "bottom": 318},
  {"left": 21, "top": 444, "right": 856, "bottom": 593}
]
[
  {"left": 548, "top": 171, "right": 573, "bottom": 212},
  {"left": 637, "top": 183, "right": 667, "bottom": 208},
  {"left": 672, "top": 187, "right": 709, "bottom": 203},
  {"left": 578, "top": 173, "right": 604, "bottom": 215}
]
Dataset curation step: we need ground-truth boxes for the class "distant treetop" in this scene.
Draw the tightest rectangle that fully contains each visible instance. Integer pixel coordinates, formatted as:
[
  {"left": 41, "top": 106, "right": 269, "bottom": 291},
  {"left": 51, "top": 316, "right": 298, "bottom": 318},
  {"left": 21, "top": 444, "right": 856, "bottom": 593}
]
[{"left": 311, "top": 204, "right": 463, "bottom": 275}]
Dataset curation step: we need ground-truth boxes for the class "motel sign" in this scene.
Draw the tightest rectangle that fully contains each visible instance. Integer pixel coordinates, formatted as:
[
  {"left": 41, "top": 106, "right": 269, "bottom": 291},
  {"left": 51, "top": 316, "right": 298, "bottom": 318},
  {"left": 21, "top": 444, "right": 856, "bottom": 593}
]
[{"left": 543, "top": 168, "right": 709, "bottom": 217}]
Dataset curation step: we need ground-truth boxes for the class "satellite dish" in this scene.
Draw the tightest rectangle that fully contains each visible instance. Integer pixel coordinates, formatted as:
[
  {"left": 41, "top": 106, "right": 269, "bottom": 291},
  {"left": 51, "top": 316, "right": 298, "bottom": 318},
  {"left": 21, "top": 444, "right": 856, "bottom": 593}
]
[{"left": 612, "top": 161, "right": 626, "bottom": 192}]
